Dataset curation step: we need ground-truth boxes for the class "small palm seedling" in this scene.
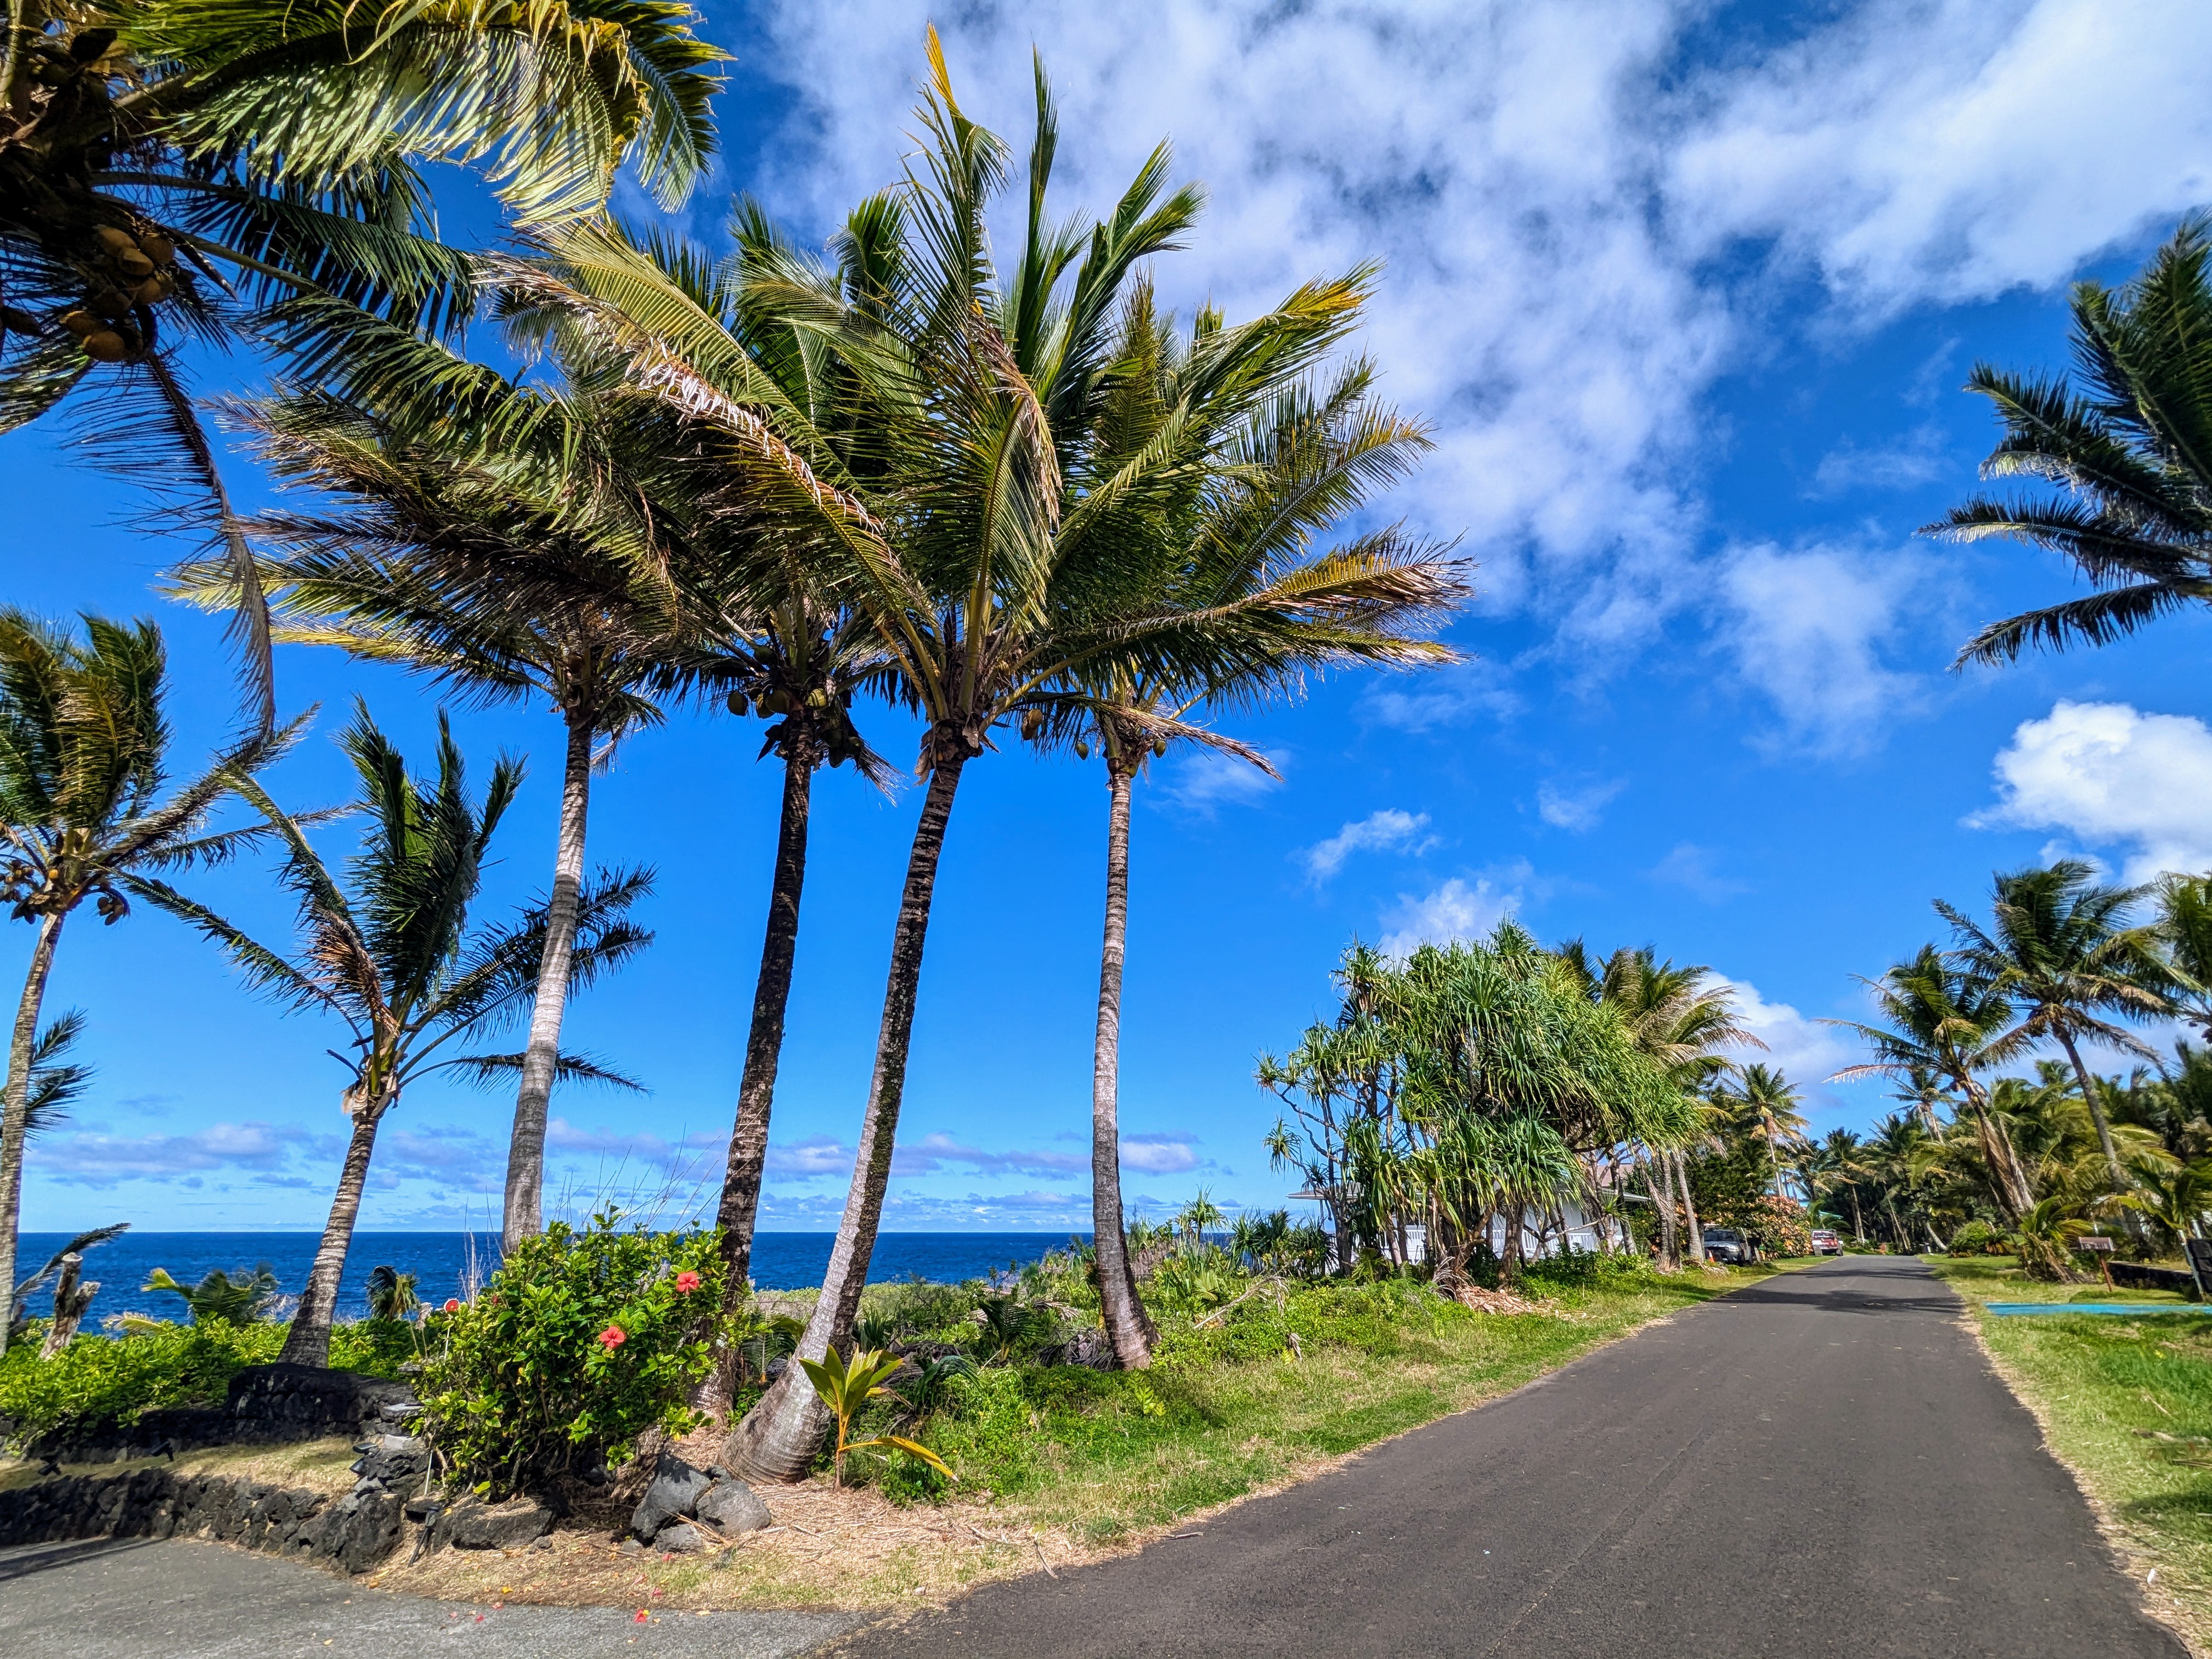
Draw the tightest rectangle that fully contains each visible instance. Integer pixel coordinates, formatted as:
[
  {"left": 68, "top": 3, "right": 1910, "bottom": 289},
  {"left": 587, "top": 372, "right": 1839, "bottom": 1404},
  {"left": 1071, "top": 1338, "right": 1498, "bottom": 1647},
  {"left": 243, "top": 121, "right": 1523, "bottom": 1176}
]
[
  {"left": 853, "top": 1313, "right": 900, "bottom": 1353},
  {"left": 142, "top": 1265, "right": 281, "bottom": 1326},
  {"left": 972, "top": 1296, "right": 1055, "bottom": 1365},
  {"left": 798, "top": 1346, "right": 955, "bottom": 1489},
  {"left": 365, "top": 1265, "right": 421, "bottom": 1322},
  {"left": 902, "top": 1354, "right": 979, "bottom": 1418}
]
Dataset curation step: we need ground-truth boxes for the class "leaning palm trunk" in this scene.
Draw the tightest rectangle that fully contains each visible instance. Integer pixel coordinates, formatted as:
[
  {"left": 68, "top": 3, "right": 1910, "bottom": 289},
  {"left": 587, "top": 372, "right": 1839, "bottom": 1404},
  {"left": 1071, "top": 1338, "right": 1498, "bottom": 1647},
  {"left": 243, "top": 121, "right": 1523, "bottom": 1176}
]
[
  {"left": 1959, "top": 1082, "right": 2034, "bottom": 1219},
  {"left": 725, "top": 754, "right": 968, "bottom": 1482},
  {"left": 280, "top": 1093, "right": 391, "bottom": 1367},
  {"left": 503, "top": 715, "right": 592, "bottom": 1251},
  {"left": 703, "top": 747, "right": 816, "bottom": 1409},
  {"left": 1674, "top": 1152, "right": 1706, "bottom": 1266},
  {"left": 1091, "top": 761, "right": 1155, "bottom": 1368},
  {"left": 0, "top": 913, "right": 63, "bottom": 1358},
  {"left": 2053, "top": 1028, "right": 2125, "bottom": 1185}
]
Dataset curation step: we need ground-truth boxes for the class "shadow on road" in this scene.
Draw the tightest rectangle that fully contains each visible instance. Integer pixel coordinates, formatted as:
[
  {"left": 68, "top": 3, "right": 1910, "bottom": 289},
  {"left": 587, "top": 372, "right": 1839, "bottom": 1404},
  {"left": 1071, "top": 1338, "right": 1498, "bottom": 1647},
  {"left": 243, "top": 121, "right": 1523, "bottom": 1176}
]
[
  {"left": 0, "top": 1538, "right": 161, "bottom": 1584},
  {"left": 1711, "top": 1284, "right": 1960, "bottom": 1316}
]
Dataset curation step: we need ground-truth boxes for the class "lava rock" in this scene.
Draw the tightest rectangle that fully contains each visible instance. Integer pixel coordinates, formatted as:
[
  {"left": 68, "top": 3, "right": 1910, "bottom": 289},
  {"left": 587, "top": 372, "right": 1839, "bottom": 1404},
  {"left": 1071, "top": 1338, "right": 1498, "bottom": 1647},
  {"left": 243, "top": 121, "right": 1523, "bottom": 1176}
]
[
  {"left": 630, "top": 1450, "right": 712, "bottom": 1542},
  {"left": 1036, "top": 1328, "right": 1116, "bottom": 1370},
  {"left": 441, "top": 1496, "right": 556, "bottom": 1551},
  {"left": 693, "top": 1479, "right": 771, "bottom": 1534},
  {"left": 349, "top": 1434, "right": 428, "bottom": 1486},
  {"left": 654, "top": 1521, "right": 709, "bottom": 1554}
]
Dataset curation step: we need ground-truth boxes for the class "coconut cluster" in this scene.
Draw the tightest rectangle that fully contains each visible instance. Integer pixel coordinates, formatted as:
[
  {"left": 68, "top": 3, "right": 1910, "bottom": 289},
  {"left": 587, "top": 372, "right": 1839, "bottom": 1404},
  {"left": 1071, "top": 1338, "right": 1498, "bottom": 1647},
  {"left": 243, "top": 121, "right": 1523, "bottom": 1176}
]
[
  {"left": 59, "top": 224, "right": 182, "bottom": 364},
  {"left": 725, "top": 679, "right": 866, "bottom": 767}
]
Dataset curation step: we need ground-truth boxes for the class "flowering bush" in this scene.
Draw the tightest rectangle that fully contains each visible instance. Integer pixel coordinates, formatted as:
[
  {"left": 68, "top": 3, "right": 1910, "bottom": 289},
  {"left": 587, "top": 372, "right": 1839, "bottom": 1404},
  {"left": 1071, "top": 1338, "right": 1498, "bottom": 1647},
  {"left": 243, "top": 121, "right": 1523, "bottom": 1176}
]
[
  {"left": 1743, "top": 1194, "right": 1812, "bottom": 1259},
  {"left": 415, "top": 1211, "right": 725, "bottom": 1494}
]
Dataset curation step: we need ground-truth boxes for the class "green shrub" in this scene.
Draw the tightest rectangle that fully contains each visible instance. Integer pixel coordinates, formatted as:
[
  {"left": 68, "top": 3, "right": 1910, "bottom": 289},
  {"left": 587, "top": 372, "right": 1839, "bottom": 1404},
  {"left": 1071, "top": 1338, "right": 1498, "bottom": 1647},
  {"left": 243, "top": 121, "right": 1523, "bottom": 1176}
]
[
  {"left": 0, "top": 1315, "right": 419, "bottom": 1445},
  {"left": 1950, "top": 1220, "right": 2002, "bottom": 1256},
  {"left": 414, "top": 1211, "right": 724, "bottom": 1495}
]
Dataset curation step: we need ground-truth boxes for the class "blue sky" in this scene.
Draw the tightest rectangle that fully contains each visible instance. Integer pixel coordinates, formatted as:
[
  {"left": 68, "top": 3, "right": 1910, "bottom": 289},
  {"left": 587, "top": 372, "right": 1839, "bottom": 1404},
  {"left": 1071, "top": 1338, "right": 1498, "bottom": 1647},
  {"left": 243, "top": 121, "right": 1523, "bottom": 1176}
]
[{"left": 10, "top": 0, "right": 2212, "bottom": 1234}]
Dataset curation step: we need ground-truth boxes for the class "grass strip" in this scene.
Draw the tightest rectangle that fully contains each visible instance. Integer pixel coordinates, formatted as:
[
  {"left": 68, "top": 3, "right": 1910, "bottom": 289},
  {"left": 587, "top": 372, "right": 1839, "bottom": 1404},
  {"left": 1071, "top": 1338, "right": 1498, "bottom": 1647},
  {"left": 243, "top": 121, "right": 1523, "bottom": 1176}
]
[{"left": 1928, "top": 1253, "right": 2212, "bottom": 1654}]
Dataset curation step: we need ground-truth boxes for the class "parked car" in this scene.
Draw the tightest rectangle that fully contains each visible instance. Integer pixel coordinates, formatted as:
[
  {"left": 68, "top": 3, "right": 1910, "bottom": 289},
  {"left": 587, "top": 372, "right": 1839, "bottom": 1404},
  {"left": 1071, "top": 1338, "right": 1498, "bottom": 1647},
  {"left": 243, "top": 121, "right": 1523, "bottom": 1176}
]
[
  {"left": 1809, "top": 1229, "right": 1843, "bottom": 1255},
  {"left": 1702, "top": 1227, "right": 1756, "bottom": 1265}
]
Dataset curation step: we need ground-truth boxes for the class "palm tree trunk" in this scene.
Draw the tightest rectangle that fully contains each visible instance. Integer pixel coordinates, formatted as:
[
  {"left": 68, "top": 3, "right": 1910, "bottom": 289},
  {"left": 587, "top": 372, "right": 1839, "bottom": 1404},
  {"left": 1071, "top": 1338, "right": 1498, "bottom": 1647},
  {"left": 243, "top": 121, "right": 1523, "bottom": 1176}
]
[
  {"left": 725, "top": 752, "right": 967, "bottom": 1483},
  {"left": 1958, "top": 1075, "right": 2034, "bottom": 1218},
  {"left": 0, "top": 912, "right": 63, "bottom": 1358},
  {"left": 1649, "top": 1154, "right": 1678, "bottom": 1269},
  {"left": 280, "top": 1095, "right": 388, "bottom": 1368},
  {"left": 503, "top": 710, "right": 592, "bottom": 1253},
  {"left": 1091, "top": 760, "right": 1155, "bottom": 1369},
  {"left": 1847, "top": 1184, "right": 1865, "bottom": 1242},
  {"left": 2053, "top": 1027, "right": 2124, "bottom": 1184},
  {"left": 1674, "top": 1152, "right": 1706, "bottom": 1265},
  {"left": 702, "top": 746, "right": 816, "bottom": 1410}
]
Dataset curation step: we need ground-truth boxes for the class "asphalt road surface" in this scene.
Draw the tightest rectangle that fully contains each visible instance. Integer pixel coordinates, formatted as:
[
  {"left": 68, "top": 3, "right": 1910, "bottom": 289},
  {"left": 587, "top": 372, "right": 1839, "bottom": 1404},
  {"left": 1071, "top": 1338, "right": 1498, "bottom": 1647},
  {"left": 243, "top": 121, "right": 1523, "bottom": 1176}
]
[
  {"left": 822, "top": 1256, "right": 2185, "bottom": 1658},
  {"left": 0, "top": 1534, "right": 859, "bottom": 1659}
]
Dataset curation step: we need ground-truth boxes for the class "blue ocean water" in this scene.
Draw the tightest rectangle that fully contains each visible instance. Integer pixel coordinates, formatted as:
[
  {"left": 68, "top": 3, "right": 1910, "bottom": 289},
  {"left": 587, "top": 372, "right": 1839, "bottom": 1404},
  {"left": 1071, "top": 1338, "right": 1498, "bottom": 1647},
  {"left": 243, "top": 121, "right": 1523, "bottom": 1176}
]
[{"left": 15, "top": 1232, "right": 1090, "bottom": 1325}]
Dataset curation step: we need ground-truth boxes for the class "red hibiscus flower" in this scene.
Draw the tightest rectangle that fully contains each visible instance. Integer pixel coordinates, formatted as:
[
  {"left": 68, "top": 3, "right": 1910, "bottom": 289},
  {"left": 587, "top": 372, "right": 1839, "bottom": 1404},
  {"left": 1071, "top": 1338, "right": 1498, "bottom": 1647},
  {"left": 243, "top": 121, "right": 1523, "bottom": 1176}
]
[
  {"left": 443, "top": 1298, "right": 461, "bottom": 1313},
  {"left": 598, "top": 1324, "right": 627, "bottom": 1351},
  {"left": 674, "top": 1270, "right": 702, "bottom": 1294}
]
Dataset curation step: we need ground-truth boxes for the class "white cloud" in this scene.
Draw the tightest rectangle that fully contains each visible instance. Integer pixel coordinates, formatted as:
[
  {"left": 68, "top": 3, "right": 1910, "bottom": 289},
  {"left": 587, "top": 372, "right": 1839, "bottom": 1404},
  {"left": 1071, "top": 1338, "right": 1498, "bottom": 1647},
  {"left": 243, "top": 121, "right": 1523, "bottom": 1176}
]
[
  {"left": 1714, "top": 540, "right": 1928, "bottom": 754},
  {"left": 30, "top": 1120, "right": 312, "bottom": 1187},
  {"left": 1710, "top": 975, "right": 1857, "bottom": 1090},
  {"left": 738, "top": 2, "right": 2210, "bottom": 695},
  {"left": 764, "top": 1134, "right": 854, "bottom": 1177},
  {"left": 1674, "top": 0, "right": 2212, "bottom": 314},
  {"left": 1649, "top": 842, "right": 1747, "bottom": 902},
  {"left": 1970, "top": 700, "right": 2212, "bottom": 882},
  {"left": 894, "top": 1132, "right": 1086, "bottom": 1177},
  {"left": 1378, "top": 872, "right": 1522, "bottom": 958},
  {"left": 1300, "top": 809, "right": 1435, "bottom": 882},
  {"left": 1537, "top": 777, "right": 1624, "bottom": 832},
  {"left": 1155, "top": 749, "right": 1286, "bottom": 815},
  {"left": 1807, "top": 425, "right": 1953, "bottom": 498},
  {"left": 1361, "top": 662, "right": 1523, "bottom": 732},
  {"left": 1119, "top": 1133, "right": 1202, "bottom": 1175}
]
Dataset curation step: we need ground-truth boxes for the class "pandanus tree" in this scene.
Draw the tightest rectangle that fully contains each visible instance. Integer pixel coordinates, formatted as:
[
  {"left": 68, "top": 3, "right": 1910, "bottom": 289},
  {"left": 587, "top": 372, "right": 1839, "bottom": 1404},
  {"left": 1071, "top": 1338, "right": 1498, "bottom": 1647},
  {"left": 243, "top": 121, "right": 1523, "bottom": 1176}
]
[
  {"left": 1025, "top": 286, "right": 1466, "bottom": 1366},
  {"left": 1830, "top": 945, "right": 2036, "bottom": 1218},
  {"left": 1930, "top": 216, "right": 2212, "bottom": 669},
  {"left": 1940, "top": 862, "right": 2170, "bottom": 1185},
  {"left": 138, "top": 705, "right": 650, "bottom": 1365},
  {"left": 0, "top": 608, "right": 296, "bottom": 1356},
  {"left": 173, "top": 371, "right": 691, "bottom": 1255},
  {"left": 1, "top": 0, "right": 726, "bottom": 724}
]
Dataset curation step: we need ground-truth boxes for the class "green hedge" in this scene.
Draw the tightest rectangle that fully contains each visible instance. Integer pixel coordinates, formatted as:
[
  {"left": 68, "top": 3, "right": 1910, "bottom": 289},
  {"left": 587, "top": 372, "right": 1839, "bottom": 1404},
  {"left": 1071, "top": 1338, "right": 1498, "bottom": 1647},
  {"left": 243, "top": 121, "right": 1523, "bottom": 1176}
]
[{"left": 0, "top": 1319, "right": 412, "bottom": 1442}]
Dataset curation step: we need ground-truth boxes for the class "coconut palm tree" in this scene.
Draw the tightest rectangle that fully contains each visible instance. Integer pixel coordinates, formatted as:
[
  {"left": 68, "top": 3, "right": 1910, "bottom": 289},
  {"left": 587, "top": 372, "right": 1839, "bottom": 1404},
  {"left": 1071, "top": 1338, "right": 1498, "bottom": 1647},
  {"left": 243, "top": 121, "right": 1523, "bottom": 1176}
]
[
  {"left": 1036, "top": 296, "right": 1466, "bottom": 1366},
  {"left": 1, "top": 0, "right": 727, "bottom": 725},
  {"left": 1941, "top": 862, "right": 2171, "bottom": 1184},
  {"left": 0, "top": 609, "right": 297, "bottom": 1355},
  {"left": 486, "top": 211, "right": 903, "bottom": 1394},
  {"left": 136, "top": 703, "right": 651, "bottom": 1365},
  {"left": 1929, "top": 217, "right": 2212, "bottom": 669},
  {"left": 2154, "top": 874, "right": 2212, "bottom": 1042},
  {"left": 1830, "top": 945, "right": 2038, "bottom": 1218},
  {"left": 716, "top": 45, "right": 1468, "bottom": 1481},
  {"left": 174, "top": 377, "right": 696, "bottom": 1256},
  {"left": 1817, "top": 1128, "right": 1870, "bottom": 1242}
]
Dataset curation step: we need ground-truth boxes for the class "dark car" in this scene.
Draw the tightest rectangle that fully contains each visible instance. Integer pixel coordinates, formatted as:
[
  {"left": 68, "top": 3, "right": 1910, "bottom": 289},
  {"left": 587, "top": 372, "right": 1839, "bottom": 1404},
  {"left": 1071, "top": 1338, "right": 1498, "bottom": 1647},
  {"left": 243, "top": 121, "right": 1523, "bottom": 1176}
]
[{"left": 1702, "top": 1226, "right": 1756, "bottom": 1265}]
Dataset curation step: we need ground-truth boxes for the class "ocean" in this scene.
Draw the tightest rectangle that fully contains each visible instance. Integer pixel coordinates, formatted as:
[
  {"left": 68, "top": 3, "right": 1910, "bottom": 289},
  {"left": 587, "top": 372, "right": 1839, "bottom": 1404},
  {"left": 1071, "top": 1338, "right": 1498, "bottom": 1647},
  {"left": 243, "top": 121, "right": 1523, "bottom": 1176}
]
[{"left": 14, "top": 1231, "right": 1091, "bottom": 1325}]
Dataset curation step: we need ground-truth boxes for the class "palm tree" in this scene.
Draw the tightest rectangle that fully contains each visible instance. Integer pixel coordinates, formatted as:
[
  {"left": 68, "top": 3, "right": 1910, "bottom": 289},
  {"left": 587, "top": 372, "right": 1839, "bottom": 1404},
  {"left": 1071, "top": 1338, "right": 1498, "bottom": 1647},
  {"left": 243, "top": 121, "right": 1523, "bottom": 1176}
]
[
  {"left": 719, "top": 45, "right": 1464, "bottom": 1481},
  {"left": 1043, "top": 295, "right": 1466, "bottom": 1366},
  {"left": 1175, "top": 1189, "right": 1226, "bottom": 1251},
  {"left": 1818, "top": 1128, "right": 1870, "bottom": 1242},
  {"left": 1929, "top": 217, "right": 2212, "bottom": 669},
  {"left": 1830, "top": 946, "right": 2037, "bottom": 1218},
  {"left": 137, "top": 704, "right": 650, "bottom": 1365},
  {"left": 1942, "top": 862, "right": 2170, "bottom": 1184},
  {"left": 488, "top": 211, "right": 902, "bottom": 1397},
  {"left": 1, "top": 1, "right": 727, "bottom": 724},
  {"left": 0, "top": 610, "right": 295, "bottom": 1355},
  {"left": 2154, "top": 874, "right": 2212, "bottom": 1043},
  {"left": 178, "top": 381, "right": 689, "bottom": 1255}
]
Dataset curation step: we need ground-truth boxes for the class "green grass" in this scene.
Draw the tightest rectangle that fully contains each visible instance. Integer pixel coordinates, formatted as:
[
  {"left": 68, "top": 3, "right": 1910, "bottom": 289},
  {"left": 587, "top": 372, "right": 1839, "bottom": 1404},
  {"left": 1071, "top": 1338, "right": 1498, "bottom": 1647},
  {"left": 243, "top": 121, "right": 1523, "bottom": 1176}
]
[{"left": 1927, "top": 1254, "right": 2212, "bottom": 1650}]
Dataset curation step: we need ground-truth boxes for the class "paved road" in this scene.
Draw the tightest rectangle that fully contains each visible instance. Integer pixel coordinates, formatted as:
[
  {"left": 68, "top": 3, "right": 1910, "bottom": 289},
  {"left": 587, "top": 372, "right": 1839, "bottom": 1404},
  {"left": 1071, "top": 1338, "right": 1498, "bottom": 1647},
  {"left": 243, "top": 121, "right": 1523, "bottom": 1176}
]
[
  {"left": 823, "top": 1256, "right": 2185, "bottom": 1658},
  {"left": 0, "top": 1534, "right": 858, "bottom": 1659}
]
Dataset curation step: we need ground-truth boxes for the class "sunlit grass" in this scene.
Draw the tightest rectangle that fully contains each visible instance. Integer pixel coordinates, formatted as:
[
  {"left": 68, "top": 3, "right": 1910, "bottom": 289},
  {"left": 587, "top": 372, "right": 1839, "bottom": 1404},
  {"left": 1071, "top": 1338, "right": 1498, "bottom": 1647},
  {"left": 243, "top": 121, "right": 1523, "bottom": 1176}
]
[{"left": 1928, "top": 1254, "right": 2212, "bottom": 1650}]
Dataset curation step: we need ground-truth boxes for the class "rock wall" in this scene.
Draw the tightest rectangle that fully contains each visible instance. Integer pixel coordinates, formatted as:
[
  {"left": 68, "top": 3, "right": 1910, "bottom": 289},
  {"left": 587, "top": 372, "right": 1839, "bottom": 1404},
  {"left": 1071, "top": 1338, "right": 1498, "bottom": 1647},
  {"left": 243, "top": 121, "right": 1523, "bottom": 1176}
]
[
  {"left": 18, "top": 1363, "right": 419, "bottom": 1465},
  {"left": 0, "top": 1465, "right": 404, "bottom": 1575}
]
